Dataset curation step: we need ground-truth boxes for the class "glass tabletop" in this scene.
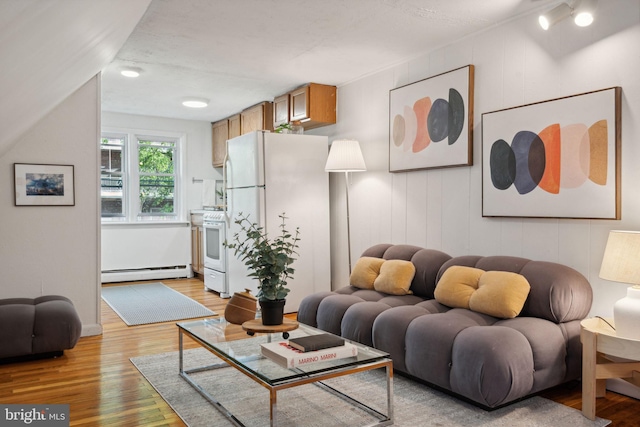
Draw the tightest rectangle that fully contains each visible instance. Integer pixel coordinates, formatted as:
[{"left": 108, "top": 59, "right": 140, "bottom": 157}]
[{"left": 177, "top": 318, "right": 390, "bottom": 385}]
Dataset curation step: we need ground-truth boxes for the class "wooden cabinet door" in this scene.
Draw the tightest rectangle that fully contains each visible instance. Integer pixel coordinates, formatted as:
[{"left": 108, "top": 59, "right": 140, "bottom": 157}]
[
  {"left": 211, "top": 120, "right": 229, "bottom": 167},
  {"left": 273, "top": 94, "right": 289, "bottom": 127},
  {"left": 197, "top": 226, "right": 204, "bottom": 274},
  {"left": 290, "top": 86, "right": 310, "bottom": 122},
  {"left": 241, "top": 102, "right": 273, "bottom": 134},
  {"left": 228, "top": 114, "right": 241, "bottom": 139},
  {"left": 241, "top": 104, "right": 262, "bottom": 134},
  {"left": 191, "top": 225, "right": 202, "bottom": 275}
]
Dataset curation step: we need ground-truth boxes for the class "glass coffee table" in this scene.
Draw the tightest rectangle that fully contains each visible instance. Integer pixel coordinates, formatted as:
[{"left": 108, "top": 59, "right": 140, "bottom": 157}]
[{"left": 177, "top": 318, "right": 393, "bottom": 426}]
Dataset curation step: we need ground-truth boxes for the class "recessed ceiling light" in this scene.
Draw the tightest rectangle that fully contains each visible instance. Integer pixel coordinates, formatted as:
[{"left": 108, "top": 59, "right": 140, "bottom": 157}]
[
  {"left": 182, "top": 97, "right": 209, "bottom": 108},
  {"left": 120, "top": 67, "right": 142, "bottom": 78}
]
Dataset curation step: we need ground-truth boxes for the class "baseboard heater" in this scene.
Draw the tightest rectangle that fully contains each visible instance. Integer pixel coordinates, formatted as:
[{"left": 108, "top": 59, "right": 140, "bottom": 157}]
[{"left": 101, "top": 265, "right": 191, "bottom": 283}]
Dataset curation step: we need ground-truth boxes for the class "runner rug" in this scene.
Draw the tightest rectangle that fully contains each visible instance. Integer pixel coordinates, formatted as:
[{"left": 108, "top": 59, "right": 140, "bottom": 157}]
[
  {"left": 101, "top": 282, "right": 215, "bottom": 326},
  {"left": 131, "top": 347, "right": 611, "bottom": 427}
]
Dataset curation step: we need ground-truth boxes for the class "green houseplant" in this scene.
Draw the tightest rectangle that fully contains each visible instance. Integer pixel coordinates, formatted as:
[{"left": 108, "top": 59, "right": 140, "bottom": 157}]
[{"left": 224, "top": 212, "right": 300, "bottom": 325}]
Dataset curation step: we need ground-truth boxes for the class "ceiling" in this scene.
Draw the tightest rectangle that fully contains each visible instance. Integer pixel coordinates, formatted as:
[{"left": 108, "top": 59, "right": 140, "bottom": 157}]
[{"left": 102, "top": 0, "right": 557, "bottom": 123}]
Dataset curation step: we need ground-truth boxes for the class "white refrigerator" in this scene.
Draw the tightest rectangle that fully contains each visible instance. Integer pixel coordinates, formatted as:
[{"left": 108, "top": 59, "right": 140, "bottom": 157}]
[{"left": 224, "top": 131, "right": 331, "bottom": 313}]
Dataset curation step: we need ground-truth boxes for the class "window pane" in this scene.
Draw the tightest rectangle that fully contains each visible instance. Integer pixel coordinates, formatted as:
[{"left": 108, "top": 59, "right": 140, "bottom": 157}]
[
  {"left": 138, "top": 140, "right": 175, "bottom": 174},
  {"left": 139, "top": 175, "right": 175, "bottom": 214},
  {"left": 101, "top": 137, "right": 125, "bottom": 217}
]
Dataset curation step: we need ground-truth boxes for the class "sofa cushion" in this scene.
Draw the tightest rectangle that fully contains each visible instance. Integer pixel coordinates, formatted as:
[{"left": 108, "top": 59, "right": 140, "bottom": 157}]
[
  {"left": 469, "top": 271, "right": 531, "bottom": 319},
  {"left": 434, "top": 266, "right": 484, "bottom": 308},
  {"left": 350, "top": 257, "right": 386, "bottom": 289},
  {"left": 373, "top": 260, "right": 415, "bottom": 295}
]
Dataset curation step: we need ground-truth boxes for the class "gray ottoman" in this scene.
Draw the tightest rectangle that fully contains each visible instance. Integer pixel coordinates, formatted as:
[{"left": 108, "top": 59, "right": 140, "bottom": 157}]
[{"left": 0, "top": 295, "right": 81, "bottom": 363}]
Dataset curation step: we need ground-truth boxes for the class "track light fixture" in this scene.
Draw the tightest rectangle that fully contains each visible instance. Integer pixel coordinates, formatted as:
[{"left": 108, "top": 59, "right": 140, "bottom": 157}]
[
  {"left": 538, "top": 0, "right": 597, "bottom": 31},
  {"left": 573, "top": 0, "right": 597, "bottom": 27}
]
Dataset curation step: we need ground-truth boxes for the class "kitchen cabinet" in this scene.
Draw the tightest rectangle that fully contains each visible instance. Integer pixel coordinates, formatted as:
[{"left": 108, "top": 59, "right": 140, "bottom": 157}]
[
  {"left": 190, "top": 213, "right": 204, "bottom": 277},
  {"left": 211, "top": 120, "right": 229, "bottom": 168},
  {"left": 228, "top": 114, "right": 241, "bottom": 139},
  {"left": 241, "top": 101, "right": 274, "bottom": 134},
  {"left": 273, "top": 94, "right": 289, "bottom": 128},
  {"left": 212, "top": 114, "right": 241, "bottom": 168},
  {"left": 289, "top": 83, "right": 336, "bottom": 130}
]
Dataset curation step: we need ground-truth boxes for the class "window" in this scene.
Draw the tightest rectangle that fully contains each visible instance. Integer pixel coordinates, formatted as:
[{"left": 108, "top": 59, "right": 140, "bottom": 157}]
[
  {"left": 101, "top": 135, "right": 125, "bottom": 217},
  {"left": 137, "top": 138, "right": 177, "bottom": 216},
  {"left": 100, "top": 129, "right": 183, "bottom": 222}
]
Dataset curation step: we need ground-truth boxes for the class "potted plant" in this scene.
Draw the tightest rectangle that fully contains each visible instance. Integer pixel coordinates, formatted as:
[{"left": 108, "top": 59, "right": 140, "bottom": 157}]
[{"left": 224, "top": 212, "right": 300, "bottom": 325}]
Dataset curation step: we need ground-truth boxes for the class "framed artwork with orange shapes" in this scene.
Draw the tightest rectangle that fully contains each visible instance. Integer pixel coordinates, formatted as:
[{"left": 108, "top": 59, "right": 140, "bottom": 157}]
[
  {"left": 482, "top": 87, "right": 621, "bottom": 219},
  {"left": 389, "top": 65, "right": 474, "bottom": 172}
]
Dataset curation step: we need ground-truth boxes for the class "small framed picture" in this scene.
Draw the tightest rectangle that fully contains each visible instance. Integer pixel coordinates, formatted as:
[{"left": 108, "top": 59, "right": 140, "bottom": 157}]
[{"left": 14, "top": 163, "right": 75, "bottom": 206}]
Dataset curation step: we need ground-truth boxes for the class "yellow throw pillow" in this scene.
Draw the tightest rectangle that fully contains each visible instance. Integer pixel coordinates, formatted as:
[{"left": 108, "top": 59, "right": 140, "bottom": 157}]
[
  {"left": 373, "top": 260, "right": 415, "bottom": 295},
  {"left": 469, "top": 271, "right": 531, "bottom": 319},
  {"left": 434, "top": 266, "right": 484, "bottom": 309},
  {"left": 350, "top": 257, "right": 385, "bottom": 289}
]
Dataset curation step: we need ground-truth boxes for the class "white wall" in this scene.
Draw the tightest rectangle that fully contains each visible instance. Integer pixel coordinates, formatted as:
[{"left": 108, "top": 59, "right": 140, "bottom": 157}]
[
  {"left": 313, "top": 0, "right": 640, "bottom": 318},
  {"left": 0, "top": 76, "right": 102, "bottom": 336},
  {"left": 100, "top": 112, "right": 219, "bottom": 273}
]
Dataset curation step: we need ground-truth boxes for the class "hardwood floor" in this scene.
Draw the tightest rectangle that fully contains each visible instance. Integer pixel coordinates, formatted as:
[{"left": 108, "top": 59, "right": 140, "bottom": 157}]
[{"left": 0, "top": 278, "right": 638, "bottom": 426}]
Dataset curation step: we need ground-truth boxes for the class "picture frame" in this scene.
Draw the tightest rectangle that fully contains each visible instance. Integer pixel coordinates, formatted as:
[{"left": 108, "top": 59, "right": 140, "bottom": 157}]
[
  {"left": 14, "top": 163, "right": 75, "bottom": 206},
  {"left": 482, "top": 87, "right": 621, "bottom": 219},
  {"left": 389, "top": 65, "right": 474, "bottom": 172}
]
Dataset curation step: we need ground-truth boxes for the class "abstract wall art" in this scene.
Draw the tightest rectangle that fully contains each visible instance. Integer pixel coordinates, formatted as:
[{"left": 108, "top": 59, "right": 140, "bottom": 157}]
[
  {"left": 389, "top": 65, "right": 474, "bottom": 172},
  {"left": 14, "top": 163, "right": 75, "bottom": 206},
  {"left": 482, "top": 87, "right": 621, "bottom": 219}
]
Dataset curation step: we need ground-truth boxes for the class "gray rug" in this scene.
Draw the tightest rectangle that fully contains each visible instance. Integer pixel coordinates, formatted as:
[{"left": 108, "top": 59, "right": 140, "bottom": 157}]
[
  {"left": 101, "top": 282, "right": 216, "bottom": 326},
  {"left": 131, "top": 347, "right": 611, "bottom": 427}
]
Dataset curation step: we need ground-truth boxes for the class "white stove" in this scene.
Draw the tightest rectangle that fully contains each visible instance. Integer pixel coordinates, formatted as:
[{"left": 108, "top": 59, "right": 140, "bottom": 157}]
[{"left": 202, "top": 210, "right": 229, "bottom": 298}]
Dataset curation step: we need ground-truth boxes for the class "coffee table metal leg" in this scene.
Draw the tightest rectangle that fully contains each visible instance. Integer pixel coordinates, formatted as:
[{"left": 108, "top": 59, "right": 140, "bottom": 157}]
[
  {"left": 270, "top": 389, "right": 277, "bottom": 426},
  {"left": 386, "top": 364, "right": 394, "bottom": 423}
]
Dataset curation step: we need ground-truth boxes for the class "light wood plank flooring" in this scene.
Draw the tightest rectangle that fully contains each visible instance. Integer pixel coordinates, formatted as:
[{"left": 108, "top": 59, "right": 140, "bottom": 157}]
[{"left": 0, "top": 278, "right": 638, "bottom": 426}]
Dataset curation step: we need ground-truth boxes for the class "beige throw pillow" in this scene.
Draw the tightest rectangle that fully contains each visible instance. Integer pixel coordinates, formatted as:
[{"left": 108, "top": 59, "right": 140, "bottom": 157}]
[
  {"left": 350, "top": 257, "right": 385, "bottom": 289},
  {"left": 469, "top": 271, "right": 531, "bottom": 319},
  {"left": 434, "top": 266, "right": 484, "bottom": 309},
  {"left": 373, "top": 260, "right": 415, "bottom": 295}
]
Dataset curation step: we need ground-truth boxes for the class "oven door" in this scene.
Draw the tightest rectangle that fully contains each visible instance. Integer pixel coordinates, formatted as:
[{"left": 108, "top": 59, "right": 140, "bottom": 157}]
[{"left": 202, "top": 221, "right": 226, "bottom": 272}]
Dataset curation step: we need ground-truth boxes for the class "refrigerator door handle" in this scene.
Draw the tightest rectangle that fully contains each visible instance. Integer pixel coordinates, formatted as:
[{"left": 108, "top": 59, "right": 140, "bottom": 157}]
[{"left": 222, "top": 140, "right": 230, "bottom": 226}]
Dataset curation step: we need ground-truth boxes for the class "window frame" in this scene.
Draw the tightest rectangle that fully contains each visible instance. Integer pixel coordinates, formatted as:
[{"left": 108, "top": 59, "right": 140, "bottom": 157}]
[{"left": 100, "top": 127, "right": 186, "bottom": 224}]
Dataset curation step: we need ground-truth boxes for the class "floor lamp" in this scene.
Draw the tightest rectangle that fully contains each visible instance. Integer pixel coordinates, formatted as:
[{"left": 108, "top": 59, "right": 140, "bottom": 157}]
[{"left": 325, "top": 139, "right": 366, "bottom": 274}]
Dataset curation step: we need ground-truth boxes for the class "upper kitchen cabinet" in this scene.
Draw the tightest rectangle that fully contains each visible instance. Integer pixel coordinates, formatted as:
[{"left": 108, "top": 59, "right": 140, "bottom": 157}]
[
  {"left": 241, "top": 101, "right": 274, "bottom": 134},
  {"left": 273, "top": 94, "right": 289, "bottom": 128},
  {"left": 228, "top": 114, "right": 241, "bottom": 139},
  {"left": 212, "top": 114, "right": 241, "bottom": 168},
  {"left": 289, "top": 83, "right": 336, "bottom": 130},
  {"left": 211, "top": 119, "right": 229, "bottom": 167}
]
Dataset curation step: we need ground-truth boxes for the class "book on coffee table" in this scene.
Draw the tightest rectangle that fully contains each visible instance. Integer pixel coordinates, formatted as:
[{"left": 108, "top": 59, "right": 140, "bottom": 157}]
[
  {"left": 261, "top": 340, "right": 358, "bottom": 369},
  {"left": 288, "top": 333, "right": 345, "bottom": 352}
]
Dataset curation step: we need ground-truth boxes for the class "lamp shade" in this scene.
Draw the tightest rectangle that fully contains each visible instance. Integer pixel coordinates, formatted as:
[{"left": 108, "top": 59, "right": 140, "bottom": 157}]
[
  {"left": 325, "top": 139, "right": 366, "bottom": 172},
  {"left": 599, "top": 230, "right": 640, "bottom": 340},
  {"left": 599, "top": 230, "right": 640, "bottom": 285}
]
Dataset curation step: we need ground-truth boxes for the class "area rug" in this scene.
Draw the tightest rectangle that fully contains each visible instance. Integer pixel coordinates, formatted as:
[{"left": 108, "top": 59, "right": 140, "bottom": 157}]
[
  {"left": 101, "top": 282, "right": 216, "bottom": 326},
  {"left": 131, "top": 347, "right": 611, "bottom": 427}
]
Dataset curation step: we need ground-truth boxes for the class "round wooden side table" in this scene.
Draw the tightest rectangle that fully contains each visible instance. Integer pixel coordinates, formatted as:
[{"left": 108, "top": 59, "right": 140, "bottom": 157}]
[
  {"left": 242, "top": 318, "right": 299, "bottom": 339},
  {"left": 580, "top": 317, "right": 640, "bottom": 420}
]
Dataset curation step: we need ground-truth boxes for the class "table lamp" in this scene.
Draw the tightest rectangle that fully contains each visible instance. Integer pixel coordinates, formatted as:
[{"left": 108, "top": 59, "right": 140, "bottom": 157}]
[
  {"left": 599, "top": 230, "right": 640, "bottom": 340},
  {"left": 325, "top": 139, "right": 366, "bottom": 273}
]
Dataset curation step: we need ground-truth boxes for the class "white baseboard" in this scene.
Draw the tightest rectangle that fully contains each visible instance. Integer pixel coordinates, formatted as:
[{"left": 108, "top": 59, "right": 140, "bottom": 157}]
[
  {"left": 81, "top": 323, "right": 103, "bottom": 337},
  {"left": 101, "top": 266, "right": 190, "bottom": 283},
  {"left": 608, "top": 378, "right": 640, "bottom": 400}
]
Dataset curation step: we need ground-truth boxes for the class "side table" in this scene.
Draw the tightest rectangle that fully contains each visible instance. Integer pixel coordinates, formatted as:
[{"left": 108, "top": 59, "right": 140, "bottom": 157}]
[
  {"left": 242, "top": 318, "right": 299, "bottom": 339},
  {"left": 580, "top": 317, "right": 640, "bottom": 420}
]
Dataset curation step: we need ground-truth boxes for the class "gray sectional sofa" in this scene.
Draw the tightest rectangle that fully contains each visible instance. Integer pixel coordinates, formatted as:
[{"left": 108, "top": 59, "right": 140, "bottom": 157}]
[
  {"left": 297, "top": 244, "right": 593, "bottom": 409},
  {"left": 0, "top": 295, "right": 82, "bottom": 363}
]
